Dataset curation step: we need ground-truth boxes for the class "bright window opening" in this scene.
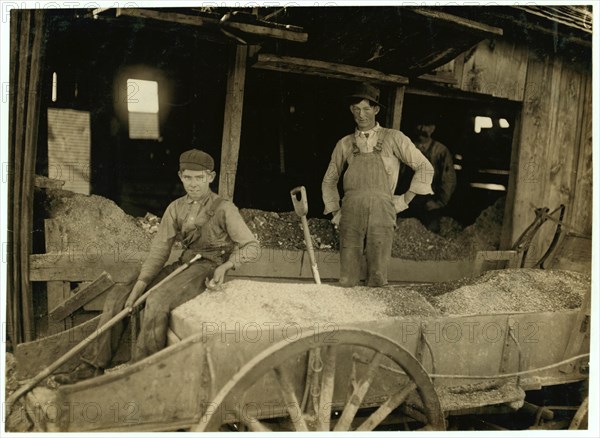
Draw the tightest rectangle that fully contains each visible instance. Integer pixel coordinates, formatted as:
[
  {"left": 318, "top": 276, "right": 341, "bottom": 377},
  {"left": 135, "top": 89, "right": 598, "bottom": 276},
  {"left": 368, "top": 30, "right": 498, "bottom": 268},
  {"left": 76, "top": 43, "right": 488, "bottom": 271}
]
[
  {"left": 499, "top": 118, "right": 510, "bottom": 128},
  {"left": 474, "top": 116, "right": 493, "bottom": 133},
  {"left": 127, "top": 78, "right": 160, "bottom": 140},
  {"left": 127, "top": 79, "right": 159, "bottom": 113}
]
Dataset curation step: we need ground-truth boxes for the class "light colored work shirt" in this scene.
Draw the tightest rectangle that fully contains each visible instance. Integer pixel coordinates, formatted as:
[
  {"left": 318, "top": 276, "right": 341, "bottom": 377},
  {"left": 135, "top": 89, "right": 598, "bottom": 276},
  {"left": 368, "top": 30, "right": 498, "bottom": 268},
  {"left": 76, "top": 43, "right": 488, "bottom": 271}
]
[
  {"left": 138, "top": 191, "right": 259, "bottom": 284},
  {"left": 322, "top": 123, "right": 434, "bottom": 215}
]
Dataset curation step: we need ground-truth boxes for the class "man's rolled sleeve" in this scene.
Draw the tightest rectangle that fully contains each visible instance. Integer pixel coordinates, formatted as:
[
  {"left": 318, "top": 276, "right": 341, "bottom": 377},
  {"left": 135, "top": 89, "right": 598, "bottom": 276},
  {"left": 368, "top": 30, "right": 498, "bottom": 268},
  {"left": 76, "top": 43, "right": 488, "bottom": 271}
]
[
  {"left": 224, "top": 204, "right": 260, "bottom": 268},
  {"left": 322, "top": 141, "right": 346, "bottom": 215}
]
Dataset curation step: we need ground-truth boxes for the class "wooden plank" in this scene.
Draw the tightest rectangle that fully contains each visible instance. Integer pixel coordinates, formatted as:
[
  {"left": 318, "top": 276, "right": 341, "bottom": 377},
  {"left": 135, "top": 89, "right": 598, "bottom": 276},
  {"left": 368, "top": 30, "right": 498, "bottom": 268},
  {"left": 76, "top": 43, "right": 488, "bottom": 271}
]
[
  {"left": 44, "top": 219, "right": 70, "bottom": 330},
  {"left": 508, "top": 51, "right": 555, "bottom": 247},
  {"left": 224, "top": 20, "right": 308, "bottom": 43},
  {"left": 20, "top": 10, "right": 45, "bottom": 341},
  {"left": 31, "top": 248, "right": 483, "bottom": 286},
  {"left": 473, "top": 250, "right": 520, "bottom": 275},
  {"left": 571, "top": 70, "right": 593, "bottom": 236},
  {"left": 548, "top": 234, "right": 592, "bottom": 274},
  {"left": 48, "top": 272, "right": 114, "bottom": 322},
  {"left": 499, "top": 110, "right": 522, "bottom": 249},
  {"left": 460, "top": 39, "right": 528, "bottom": 101},
  {"left": 253, "top": 54, "right": 409, "bottom": 85},
  {"left": 559, "top": 288, "right": 591, "bottom": 373},
  {"left": 11, "top": 9, "right": 32, "bottom": 345},
  {"left": 218, "top": 45, "right": 248, "bottom": 200},
  {"left": 410, "top": 8, "right": 504, "bottom": 36},
  {"left": 386, "top": 86, "right": 405, "bottom": 130},
  {"left": 115, "top": 8, "right": 307, "bottom": 42},
  {"left": 116, "top": 7, "right": 209, "bottom": 26},
  {"left": 540, "top": 60, "right": 584, "bottom": 255},
  {"left": 30, "top": 253, "right": 142, "bottom": 282},
  {"left": 417, "top": 72, "right": 458, "bottom": 85},
  {"left": 14, "top": 315, "right": 102, "bottom": 379}
]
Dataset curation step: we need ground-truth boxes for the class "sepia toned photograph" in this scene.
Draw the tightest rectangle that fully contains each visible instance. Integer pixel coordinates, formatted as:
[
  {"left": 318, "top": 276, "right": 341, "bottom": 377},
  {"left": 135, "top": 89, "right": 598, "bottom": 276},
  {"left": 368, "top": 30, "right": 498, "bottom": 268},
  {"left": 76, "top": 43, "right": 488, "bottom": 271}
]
[{"left": 1, "top": 1, "right": 595, "bottom": 433}]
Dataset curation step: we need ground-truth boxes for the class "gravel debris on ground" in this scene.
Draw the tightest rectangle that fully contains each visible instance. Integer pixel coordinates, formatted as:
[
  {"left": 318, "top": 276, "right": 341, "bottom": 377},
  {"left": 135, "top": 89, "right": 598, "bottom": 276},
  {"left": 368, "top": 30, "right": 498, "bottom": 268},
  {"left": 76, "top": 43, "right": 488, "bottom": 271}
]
[
  {"left": 429, "top": 269, "right": 589, "bottom": 315},
  {"left": 5, "top": 353, "right": 33, "bottom": 432}
]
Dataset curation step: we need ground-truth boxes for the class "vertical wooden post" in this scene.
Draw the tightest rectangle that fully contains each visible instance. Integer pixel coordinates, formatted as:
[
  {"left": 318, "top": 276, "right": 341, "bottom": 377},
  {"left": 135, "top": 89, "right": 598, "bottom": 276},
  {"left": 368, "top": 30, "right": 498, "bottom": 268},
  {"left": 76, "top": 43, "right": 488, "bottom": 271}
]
[
  {"left": 20, "top": 10, "right": 46, "bottom": 341},
  {"left": 218, "top": 45, "right": 248, "bottom": 200},
  {"left": 44, "top": 219, "right": 72, "bottom": 336},
  {"left": 386, "top": 86, "right": 405, "bottom": 130}
]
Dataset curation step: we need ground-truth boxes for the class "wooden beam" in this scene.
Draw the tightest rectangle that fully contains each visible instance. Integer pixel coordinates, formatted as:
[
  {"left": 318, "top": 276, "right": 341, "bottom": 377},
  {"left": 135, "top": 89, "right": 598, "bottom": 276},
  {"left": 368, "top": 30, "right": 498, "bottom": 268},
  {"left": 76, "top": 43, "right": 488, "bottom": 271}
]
[
  {"left": 386, "top": 86, "right": 405, "bottom": 130},
  {"left": 30, "top": 248, "right": 480, "bottom": 284},
  {"left": 20, "top": 10, "right": 45, "bottom": 341},
  {"left": 410, "top": 8, "right": 504, "bottom": 36},
  {"left": 115, "top": 8, "right": 307, "bottom": 42},
  {"left": 44, "top": 219, "right": 71, "bottom": 335},
  {"left": 253, "top": 54, "right": 409, "bottom": 85},
  {"left": 224, "top": 21, "right": 307, "bottom": 43},
  {"left": 417, "top": 72, "right": 458, "bottom": 85},
  {"left": 218, "top": 45, "right": 248, "bottom": 200},
  {"left": 116, "top": 7, "right": 209, "bottom": 26},
  {"left": 48, "top": 272, "right": 114, "bottom": 322}
]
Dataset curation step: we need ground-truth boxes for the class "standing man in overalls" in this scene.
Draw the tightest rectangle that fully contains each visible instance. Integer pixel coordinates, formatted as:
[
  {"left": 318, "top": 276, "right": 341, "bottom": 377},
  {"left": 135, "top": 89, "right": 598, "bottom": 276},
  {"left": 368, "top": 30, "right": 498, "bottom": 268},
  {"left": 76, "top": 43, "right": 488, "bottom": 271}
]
[{"left": 322, "top": 83, "right": 434, "bottom": 287}]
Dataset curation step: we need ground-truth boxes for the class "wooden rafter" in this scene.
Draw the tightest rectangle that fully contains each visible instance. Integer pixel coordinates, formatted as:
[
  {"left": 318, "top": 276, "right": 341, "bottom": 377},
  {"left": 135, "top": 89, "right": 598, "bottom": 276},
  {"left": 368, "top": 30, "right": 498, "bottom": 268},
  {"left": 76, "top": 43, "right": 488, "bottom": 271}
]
[
  {"left": 252, "top": 54, "right": 409, "bottom": 85},
  {"left": 410, "top": 8, "right": 504, "bottom": 36},
  {"left": 111, "top": 8, "right": 307, "bottom": 42}
]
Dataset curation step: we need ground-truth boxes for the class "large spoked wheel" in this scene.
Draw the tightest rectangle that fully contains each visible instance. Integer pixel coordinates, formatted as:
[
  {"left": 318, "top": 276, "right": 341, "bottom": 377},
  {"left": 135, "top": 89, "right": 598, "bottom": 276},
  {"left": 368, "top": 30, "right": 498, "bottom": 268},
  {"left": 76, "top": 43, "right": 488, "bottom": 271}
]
[{"left": 194, "top": 328, "right": 445, "bottom": 432}]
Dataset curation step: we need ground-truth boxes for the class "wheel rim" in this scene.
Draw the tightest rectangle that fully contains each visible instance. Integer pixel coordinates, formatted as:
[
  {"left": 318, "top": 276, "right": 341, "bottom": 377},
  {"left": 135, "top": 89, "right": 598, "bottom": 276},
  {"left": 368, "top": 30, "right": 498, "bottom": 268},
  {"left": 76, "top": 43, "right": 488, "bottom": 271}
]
[{"left": 193, "top": 328, "right": 445, "bottom": 431}]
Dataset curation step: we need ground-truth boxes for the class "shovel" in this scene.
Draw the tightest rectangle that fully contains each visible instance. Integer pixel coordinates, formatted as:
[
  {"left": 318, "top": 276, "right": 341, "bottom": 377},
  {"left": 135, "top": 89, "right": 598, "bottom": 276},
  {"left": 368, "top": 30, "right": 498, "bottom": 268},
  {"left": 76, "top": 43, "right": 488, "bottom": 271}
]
[
  {"left": 290, "top": 186, "right": 321, "bottom": 284},
  {"left": 5, "top": 254, "right": 203, "bottom": 413}
]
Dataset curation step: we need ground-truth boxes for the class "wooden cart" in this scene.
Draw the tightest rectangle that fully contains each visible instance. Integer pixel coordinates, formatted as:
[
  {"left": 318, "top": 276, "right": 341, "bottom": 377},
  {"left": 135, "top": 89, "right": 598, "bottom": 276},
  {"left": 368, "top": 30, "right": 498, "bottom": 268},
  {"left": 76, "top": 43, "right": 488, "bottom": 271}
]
[{"left": 14, "top": 277, "right": 590, "bottom": 432}]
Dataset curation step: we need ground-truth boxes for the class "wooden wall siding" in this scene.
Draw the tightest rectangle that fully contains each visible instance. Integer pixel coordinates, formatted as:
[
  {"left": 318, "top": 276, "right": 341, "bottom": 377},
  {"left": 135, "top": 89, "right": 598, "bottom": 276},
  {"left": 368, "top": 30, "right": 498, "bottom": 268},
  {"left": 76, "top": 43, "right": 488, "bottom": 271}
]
[
  {"left": 571, "top": 73, "right": 593, "bottom": 237},
  {"left": 460, "top": 39, "right": 529, "bottom": 101},
  {"left": 8, "top": 10, "right": 46, "bottom": 343},
  {"left": 508, "top": 50, "right": 591, "bottom": 262}
]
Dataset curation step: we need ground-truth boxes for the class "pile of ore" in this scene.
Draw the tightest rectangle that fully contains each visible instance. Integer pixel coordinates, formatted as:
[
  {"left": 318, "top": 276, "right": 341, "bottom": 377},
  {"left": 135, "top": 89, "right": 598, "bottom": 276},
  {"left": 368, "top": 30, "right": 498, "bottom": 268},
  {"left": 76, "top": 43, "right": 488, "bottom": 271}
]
[
  {"left": 239, "top": 209, "right": 339, "bottom": 251},
  {"left": 44, "top": 189, "right": 153, "bottom": 254},
  {"left": 172, "top": 268, "right": 589, "bottom": 336},
  {"left": 428, "top": 268, "right": 588, "bottom": 315}
]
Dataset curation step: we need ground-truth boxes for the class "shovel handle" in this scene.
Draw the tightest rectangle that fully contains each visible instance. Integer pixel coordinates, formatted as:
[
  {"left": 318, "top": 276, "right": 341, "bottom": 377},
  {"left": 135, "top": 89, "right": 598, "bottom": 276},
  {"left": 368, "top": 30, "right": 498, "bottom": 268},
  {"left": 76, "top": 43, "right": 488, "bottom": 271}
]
[{"left": 290, "top": 186, "right": 308, "bottom": 217}]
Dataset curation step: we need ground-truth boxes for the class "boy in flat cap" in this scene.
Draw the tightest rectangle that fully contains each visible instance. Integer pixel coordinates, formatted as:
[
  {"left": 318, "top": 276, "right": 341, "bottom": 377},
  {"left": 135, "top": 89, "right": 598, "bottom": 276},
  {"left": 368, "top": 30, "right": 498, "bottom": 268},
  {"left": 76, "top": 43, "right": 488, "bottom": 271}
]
[
  {"left": 322, "top": 83, "right": 434, "bottom": 287},
  {"left": 56, "top": 149, "right": 259, "bottom": 383}
]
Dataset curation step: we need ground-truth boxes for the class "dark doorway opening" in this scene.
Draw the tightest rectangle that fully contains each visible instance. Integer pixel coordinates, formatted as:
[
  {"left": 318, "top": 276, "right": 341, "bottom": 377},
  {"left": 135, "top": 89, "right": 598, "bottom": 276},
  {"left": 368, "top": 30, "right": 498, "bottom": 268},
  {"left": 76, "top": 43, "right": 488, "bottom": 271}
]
[{"left": 399, "top": 92, "right": 519, "bottom": 227}]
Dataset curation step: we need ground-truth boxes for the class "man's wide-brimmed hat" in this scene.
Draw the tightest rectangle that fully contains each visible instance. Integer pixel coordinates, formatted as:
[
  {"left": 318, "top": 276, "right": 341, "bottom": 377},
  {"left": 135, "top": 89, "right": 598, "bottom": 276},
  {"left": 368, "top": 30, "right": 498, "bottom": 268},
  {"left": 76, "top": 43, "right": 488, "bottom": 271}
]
[{"left": 348, "top": 83, "right": 384, "bottom": 107}]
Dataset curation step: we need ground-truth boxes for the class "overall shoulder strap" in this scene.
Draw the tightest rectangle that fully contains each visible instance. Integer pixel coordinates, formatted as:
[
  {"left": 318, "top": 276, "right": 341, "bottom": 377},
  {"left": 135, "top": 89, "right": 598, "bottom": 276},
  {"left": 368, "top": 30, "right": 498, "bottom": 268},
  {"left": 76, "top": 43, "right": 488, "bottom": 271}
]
[
  {"left": 207, "top": 196, "right": 228, "bottom": 217},
  {"left": 374, "top": 128, "right": 389, "bottom": 152}
]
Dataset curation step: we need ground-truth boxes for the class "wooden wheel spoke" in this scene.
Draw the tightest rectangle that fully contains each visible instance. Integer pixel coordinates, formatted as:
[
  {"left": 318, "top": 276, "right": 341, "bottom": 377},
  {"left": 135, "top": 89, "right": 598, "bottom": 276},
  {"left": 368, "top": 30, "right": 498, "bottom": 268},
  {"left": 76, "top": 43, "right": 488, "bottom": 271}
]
[
  {"left": 316, "top": 345, "right": 337, "bottom": 431},
  {"left": 333, "top": 351, "right": 383, "bottom": 431},
  {"left": 274, "top": 365, "right": 309, "bottom": 431},
  {"left": 356, "top": 381, "right": 417, "bottom": 431},
  {"left": 240, "top": 412, "right": 273, "bottom": 432}
]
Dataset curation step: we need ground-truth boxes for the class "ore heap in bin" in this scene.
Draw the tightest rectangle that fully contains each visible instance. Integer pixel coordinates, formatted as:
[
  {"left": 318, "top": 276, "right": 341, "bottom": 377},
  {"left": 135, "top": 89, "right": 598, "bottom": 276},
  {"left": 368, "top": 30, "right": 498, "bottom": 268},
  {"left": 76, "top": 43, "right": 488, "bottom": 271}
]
[{"left": 39, "top": 189, "right": 589, "bottom": 322}]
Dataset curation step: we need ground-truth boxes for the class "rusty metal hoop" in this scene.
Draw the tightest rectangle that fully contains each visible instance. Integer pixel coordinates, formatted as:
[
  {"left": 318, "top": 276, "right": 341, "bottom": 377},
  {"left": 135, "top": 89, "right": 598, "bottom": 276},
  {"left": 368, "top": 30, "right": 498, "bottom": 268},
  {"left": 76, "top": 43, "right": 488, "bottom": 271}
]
[{"left": 193, "top": 328, "right": 445, "bottom": 432}]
